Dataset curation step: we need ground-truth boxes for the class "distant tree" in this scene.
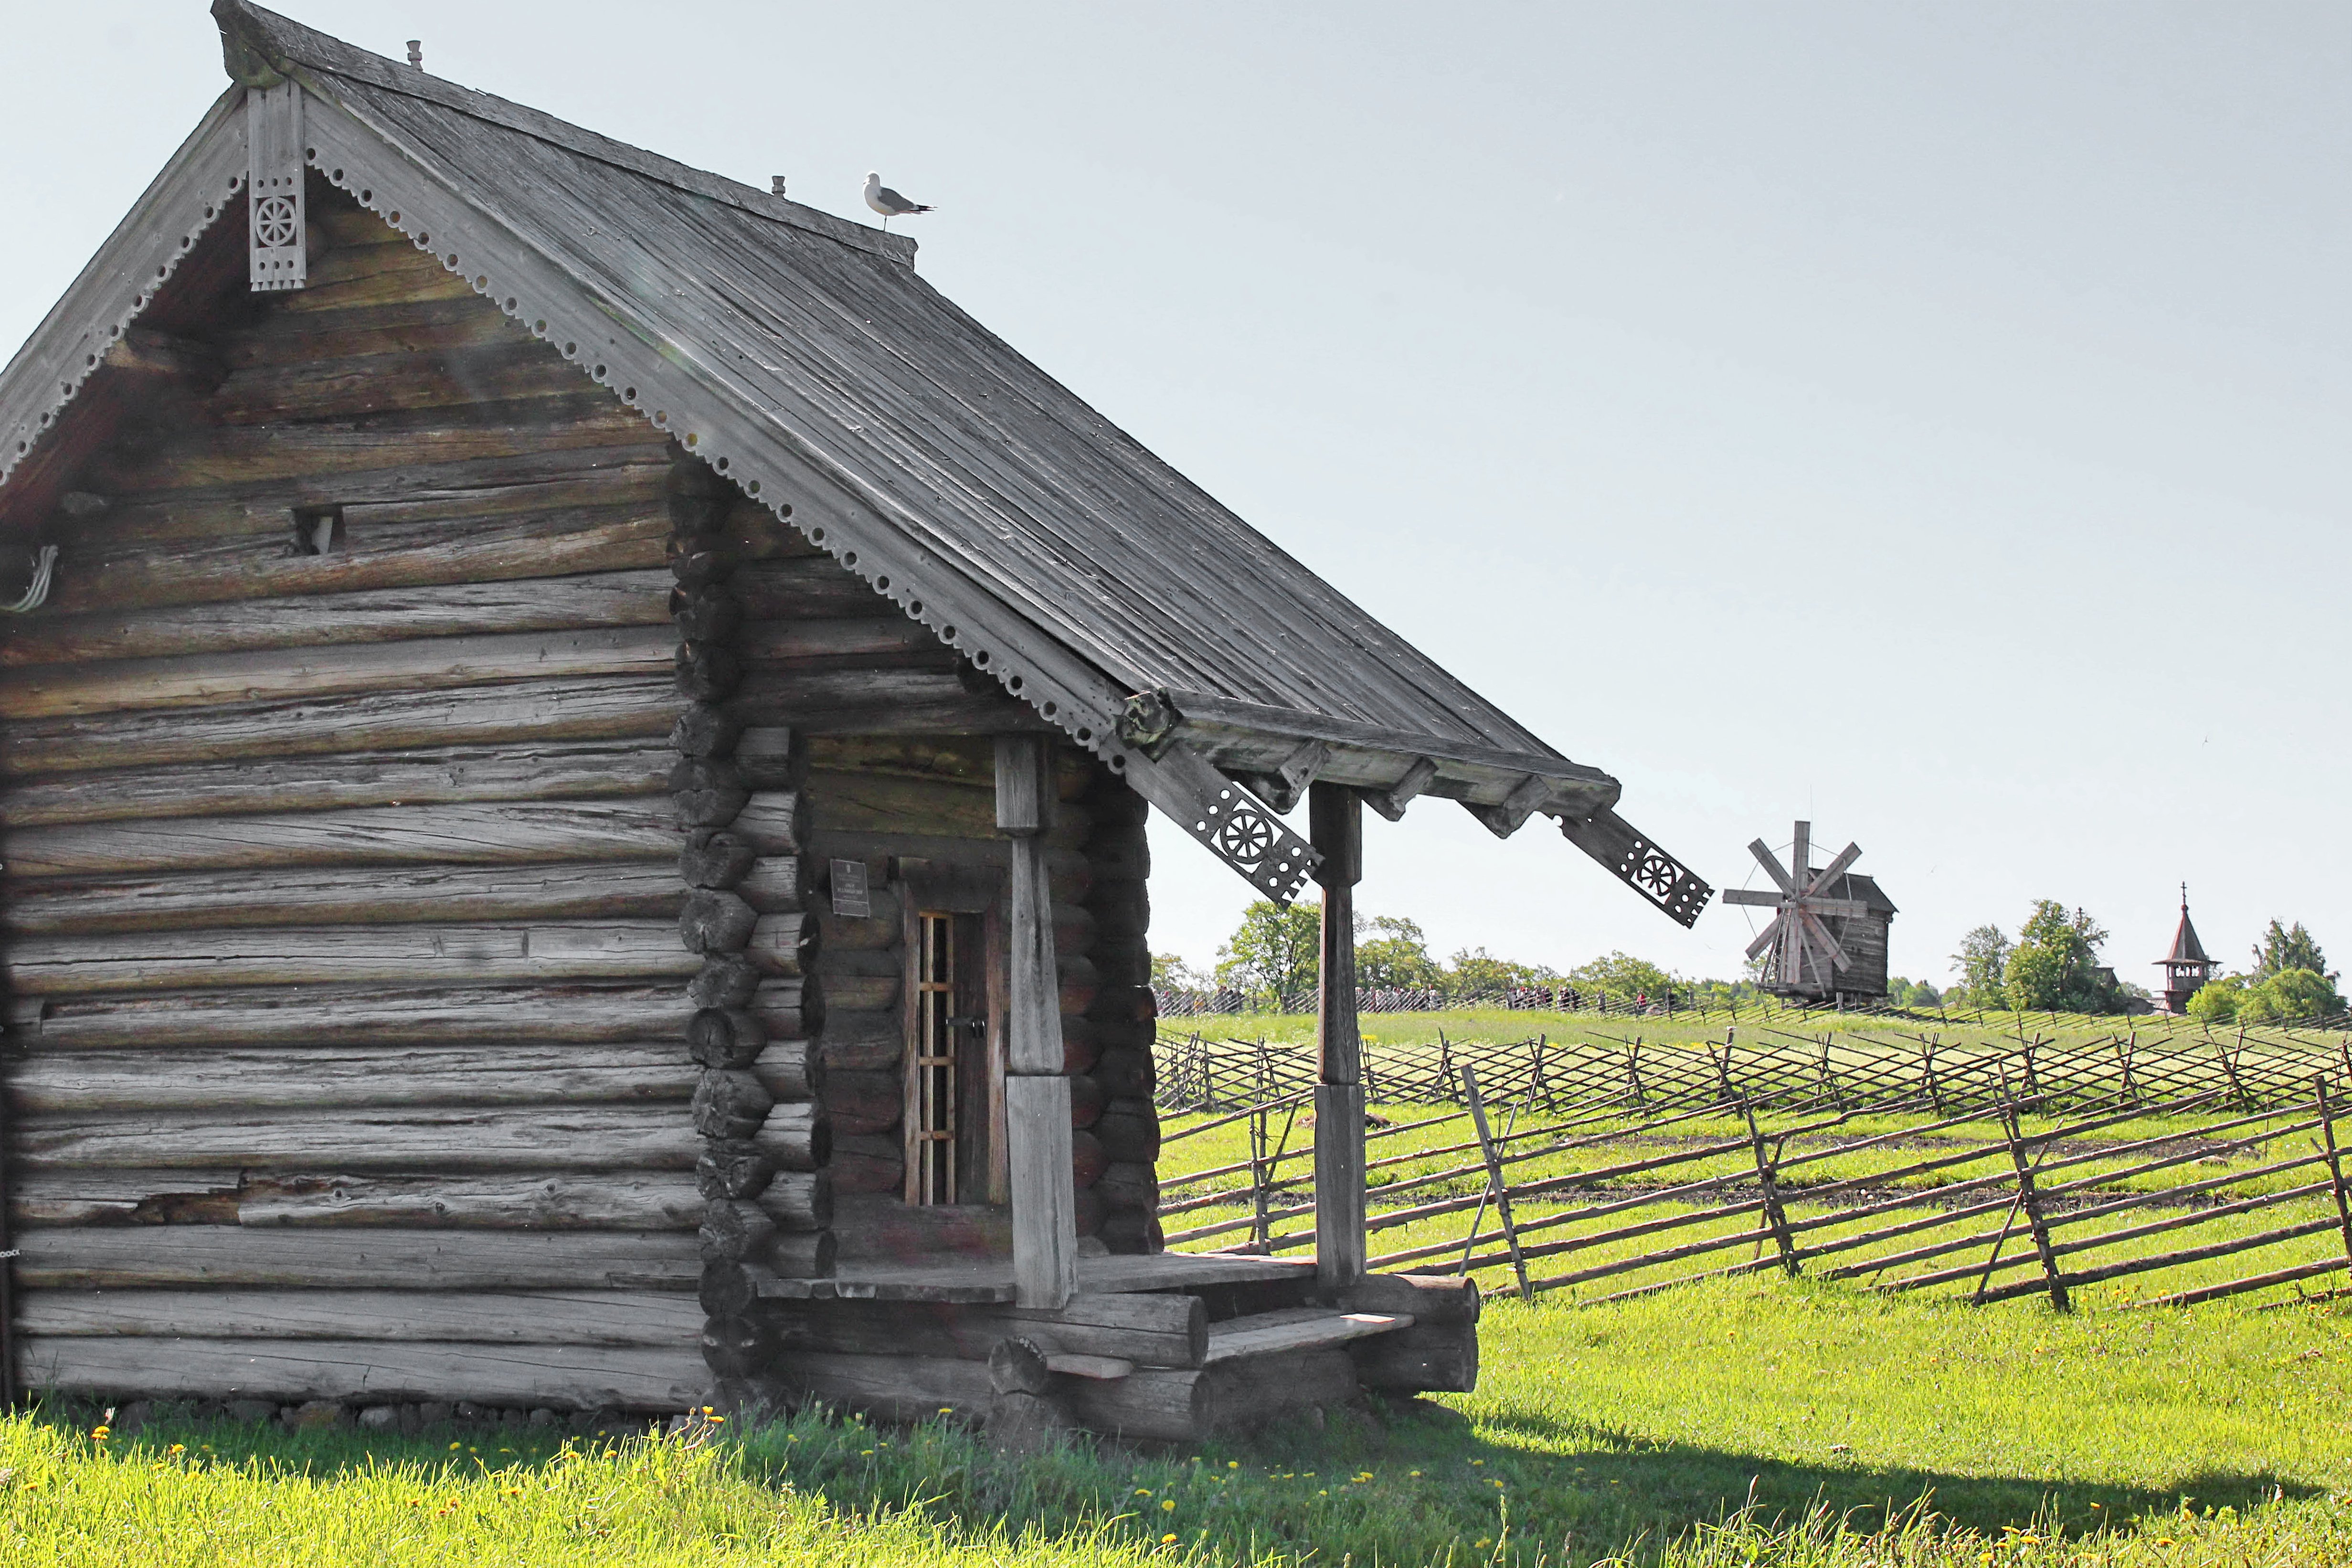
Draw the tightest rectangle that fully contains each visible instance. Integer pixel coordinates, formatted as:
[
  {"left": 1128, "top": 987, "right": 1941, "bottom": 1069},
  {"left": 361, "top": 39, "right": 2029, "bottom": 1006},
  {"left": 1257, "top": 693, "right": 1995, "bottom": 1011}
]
[
  {"left": 1567, "top": 952, "right": 1676, "bottom": 1003},
  {"left": 1448, "top": 948, "right": 1561, "bottom": 998},
  {"left": 1151, "top": 952, "right": 1208, "bottom": 992},
  {"left": 1951, "top": 925, "right": 2013, "bottom": 1001},
  {"left": 1214, "top": 900, "right": 1321, "bottom": 1006},
  {"left": 1886, "top": 976, "right": 1942, "bottom": 1008},
  {"left": 2257, "top": 967, "right": 2342, "bottom": 1022},
  {"left": 1355, "top": 914, "right": 1444, "bottom": 991},
  {"left": 2251, "top": 921, "right": 2335, "bottom": 987},
  {"left": 2003, "top": 901, "right": 2121, "bottom": 1013},
  {"left": 2187, "top": 974, "right": 2246, "bottom": 1024}
]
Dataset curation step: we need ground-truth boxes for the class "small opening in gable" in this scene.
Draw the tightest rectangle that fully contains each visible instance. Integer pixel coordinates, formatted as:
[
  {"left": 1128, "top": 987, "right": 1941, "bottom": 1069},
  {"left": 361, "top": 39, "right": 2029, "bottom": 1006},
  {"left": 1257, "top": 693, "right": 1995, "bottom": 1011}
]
[{"left": 291, "top": 505, "right": 346, "bottom": 556}]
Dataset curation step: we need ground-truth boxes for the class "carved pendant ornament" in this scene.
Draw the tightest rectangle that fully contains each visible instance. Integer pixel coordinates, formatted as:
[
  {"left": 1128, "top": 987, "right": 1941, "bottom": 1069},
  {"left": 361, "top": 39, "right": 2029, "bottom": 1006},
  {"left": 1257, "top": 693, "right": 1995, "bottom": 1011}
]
[
  {"left": 246, "top": 83, "right": 307, "bottom": 291},
  {"left": 1557, "top": 809, "right": 1713, "bottom": 929}
]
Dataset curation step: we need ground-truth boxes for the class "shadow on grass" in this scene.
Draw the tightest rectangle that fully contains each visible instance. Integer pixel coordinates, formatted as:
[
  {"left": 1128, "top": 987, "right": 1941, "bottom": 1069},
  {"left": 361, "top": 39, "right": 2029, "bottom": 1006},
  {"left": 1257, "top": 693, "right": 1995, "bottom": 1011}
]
[{"left": 30, "top": 1392, "right": 2312, "bottom": 1564}]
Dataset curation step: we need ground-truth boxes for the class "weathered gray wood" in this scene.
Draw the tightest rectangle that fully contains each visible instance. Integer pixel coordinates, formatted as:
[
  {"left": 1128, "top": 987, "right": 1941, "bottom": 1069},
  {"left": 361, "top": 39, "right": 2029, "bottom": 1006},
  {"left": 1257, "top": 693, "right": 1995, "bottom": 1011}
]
[
  {"left": 768, "top": 1292, "right": 1205, "bottom": 1367},
  {"left": 823, "top": 1070, "right": 902, "bottom": 1135},
  {"left": 0, "top": 625, "right": 678, "bottom": 720},
  {"left": 737, "top": 857, "right": 804, "bottom": 912},
  {"left": 0, "top": 743, "right": 670, "bottom": 830},
  {"left": 731, "top": 793, "right": 801, "bottom": 855},
  {"left": 693, "top": 1070, "right": 774, "bottom": 1140},
  {"left": 6, "top": 1044, "right": 693, "bottom": 1112},
  {"left": 20, "top": 1335, "right": 710, "bottom": 1411},
  {"left": 680, "top": 833, "right": 757, "bottom": 890},
  {"left": 1334, "top": 1271, "right": 1483, "bottom": 1327},
  {"left": 3, "top": 861, "right": 680, "bottom": 935},
  {"left": 734, "top": 727, "right": 796, "bottom": 788},
  {"left": 13, "top": 1107, "right": 702, "bottom": 1171},
  {"left": 1346, "top": 1319, "right": 1479, "bottom": 1394},
  {"left": 17, "top": 1288, "right": 704, "bottom": 1344},
  {"left": 48, "top": 500, "right": 670, "bottom": 616},
  {"left": 0, "top": 675, "right": 680, "bottom": 777},
  {"left": 0, "top": 571, "right": 673, "bottom": 667},
  {"left": 1007, "top": 1076, "right": 1076, "bottom": 1311},
  {"left": 1203, "top": 1307, "right": 1407, "bottom": 1363},
  {"left": 12, "top": 1227, "right": 703, "bottom": 1290},
  {"left": 2, "top": 798, "right": 680, "bottom": 878},
  {"left": 679, "top": 890, "right": 758, "bottom": 953},
  {"left": 771, "top": 1349, "right": 994, "bottom": 1424},
  {"left": 6, "top": 983, "right": 686, "bottom": 1050},
  {"left": 4, "top": 920, "right": 699, "bottom": 994},
  {"left": 817, "top": 1011, "right": 901, "bottom": 1073},
  {"left": 816, "top": 887, "right": 902, "bottom": 950},
  {"left": 988, "top": 1335, "right": 1053, "bottom": 1395},
  {"left": 745, "top": 912, "right": 816, "bottom": 976},
  {"left": 670, "top": 759, "right": 749, "bottom": 826},
  {"left": 1058, "top": 1365, "right": 1209, "bottom": 1442}
]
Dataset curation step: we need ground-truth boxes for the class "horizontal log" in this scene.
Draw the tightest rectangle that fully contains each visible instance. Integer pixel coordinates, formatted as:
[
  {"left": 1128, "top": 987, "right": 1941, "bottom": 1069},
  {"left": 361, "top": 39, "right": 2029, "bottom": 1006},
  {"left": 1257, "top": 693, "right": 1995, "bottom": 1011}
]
[
  {"left": 49, "top": 498, "right": 670, "bottom": 616},
  {"left": 680, "top": 890, "right": 759, "bottom": 954},
  {"left": 6, "top": 982, "right": 687, "bottom": 1050},
  {"left": 829, "top": 1195, "right": 1010, "bottom": 1261},
  {"left": 0, "top": 675, "right": 682, "bottom": 777},
  {"left": 81, "top": 402, "right": 650, "bottom": 498},
  {"left": 812, "top": 832, "right": 1092, "bottom": 892},
  {"left": 236, "top": 1173, "right": 706, "bottom": 1231},
  {"left": 5, "top": 1044, "right": 694, "bottom": 1115},
  {"left": 738, "top": 618, "right": 938, "bottom": 665},
  {"left": 804, "top": 737, "right": 1093, "bottom": 800},
  {"left": 4, "top": 920, "right": 700, "bottom": 995},
  {"left": 14, "top": 1107, "right": 702, "bottom": 1172},
  {"left": 772, "top": 1350, "right": 994, "bottom": 1426},
  {"left": 670, "top": 759, "right": 749, "bottom": 826},
  {"left": 74, "top": 449, "right": 667, "bottom": 551},
  {"left": 680, "top": 832, "right": 757, "bottom": 890},
  {"left": 21, "top": 1335, "right": 711, "bottom": 1412},
  {"left": 0, "top": 625, "right": 677, "bottom": 720},
  {"left": 734, "top": 728, "right": 796, "bottom": 789},
  {"left": 266, "top": 233, "right": 491, "bottom": 313},
  {"left": 808, "top": 769, "right": 1097, "bottom": 842},
  {"left": 3, "top": 860, "right": 678, "bottom": 936},
  {"left": 208, "top": 339, "right": 592, "bottom": 426},
  {"left": 17, "top": 1288, "right": 703, "bottom": 1345},
  {"left": 824, "top": 1070, "right": 901, "bottom": 1135},
  {"left": 749, "top": 1103, "right": 830, "bottom": 1173},
  {"left": 692, "top": 1071, "right": 773, "bottom": 1140},
  {"left": 737, "top": 857, "right": 804, "bottom": 912},
  {"left": 1348, "top": 1321, "right": 1479, "bottom": 1395},
  {"left": 817, "top": 1012, "right": 901, "bottom": 1073},
  {"left": 746, "top": 912, "right": 817, "bottom": 977},
  {"left": 727, "top": 671, "right": 1048, "bottom": 735},
  {"left": 670, "top": 703, "right": 742, "bottom": 760},
  {"left": 12, "top": 1226, "right": 702, "bottom": 1290},
  {"left": 829, "top": 1133, "right": 903, "bottom": 1195},
  {"left": 0, "top": 570, "right": 673, "bottom": 667},
  {"left": 2, "top": 797, "right": 681, "bottom": 878},
  {"left": 2, "top": 747, "right": 672, "bottom": 832},
  {"left": 729, "top": 558, "right": 901, "bottom": 619},
  {"left": 766, "top": 1293, "right": 1206, "bottom": 1368}
]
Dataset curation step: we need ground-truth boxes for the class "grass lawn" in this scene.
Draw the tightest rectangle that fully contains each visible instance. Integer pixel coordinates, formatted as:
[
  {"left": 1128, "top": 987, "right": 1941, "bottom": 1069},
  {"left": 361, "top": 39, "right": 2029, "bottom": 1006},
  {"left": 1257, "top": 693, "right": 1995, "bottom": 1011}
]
[{"left": 3, "top": 1280, "right": 2344, "bottom": 1566}]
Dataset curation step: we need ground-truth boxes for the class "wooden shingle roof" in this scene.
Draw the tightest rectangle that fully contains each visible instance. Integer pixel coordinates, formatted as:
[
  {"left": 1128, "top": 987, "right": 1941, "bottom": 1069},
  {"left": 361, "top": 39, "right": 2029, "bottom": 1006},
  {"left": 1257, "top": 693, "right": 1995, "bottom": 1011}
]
[{"left": 0, "top": 0, "right": 1709, "bottom": 922}]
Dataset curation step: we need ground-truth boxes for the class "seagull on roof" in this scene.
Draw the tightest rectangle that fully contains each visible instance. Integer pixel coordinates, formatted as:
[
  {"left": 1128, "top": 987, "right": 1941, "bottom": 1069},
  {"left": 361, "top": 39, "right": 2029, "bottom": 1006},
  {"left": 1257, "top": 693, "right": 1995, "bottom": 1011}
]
[{"left": 864, "top": 172, "right": 935, "bottom": 230}]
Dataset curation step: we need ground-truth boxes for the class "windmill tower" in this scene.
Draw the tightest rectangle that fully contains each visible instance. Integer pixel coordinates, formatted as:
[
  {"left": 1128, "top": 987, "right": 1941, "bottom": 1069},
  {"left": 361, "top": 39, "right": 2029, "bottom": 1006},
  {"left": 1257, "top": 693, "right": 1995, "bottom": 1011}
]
[{"left": 1722, "top": 820, "right": 1897, "bottom": 1003}]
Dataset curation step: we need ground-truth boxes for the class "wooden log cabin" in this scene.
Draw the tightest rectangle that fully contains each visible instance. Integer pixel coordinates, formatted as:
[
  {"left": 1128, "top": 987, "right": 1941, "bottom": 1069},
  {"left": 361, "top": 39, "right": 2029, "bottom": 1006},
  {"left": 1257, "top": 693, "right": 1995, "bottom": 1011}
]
[{"left": 0, "top": 1, "right": 1712, "bottom": 1441}]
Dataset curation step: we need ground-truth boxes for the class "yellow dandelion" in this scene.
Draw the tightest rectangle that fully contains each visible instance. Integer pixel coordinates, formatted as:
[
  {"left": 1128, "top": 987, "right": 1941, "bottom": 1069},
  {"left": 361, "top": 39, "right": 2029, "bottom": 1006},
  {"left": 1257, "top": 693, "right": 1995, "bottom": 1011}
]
[
  {"left": 449, "top": 1442, "right": 462, "bottom": 1451},
  {"left": 938, "top": 1407, "right": 954, "bottom": 1415},
  {"left": 1162, "top": 1534, "right": 1178, "bottom": 1545},
  {"left": 708, "top": 1415, "right": 724, "bottom": 1423},
  {"left": 1161, "top": 1499, "right": 1176, "bottom": 1512},
  {"left": 1409, "top": 1470, "right": 1422, "bottom": 1478},
  {"left": 167, "top": 1444, "right": 186, "bottom": 1456},
  {"left": 1228, "top": 1461, "right": 1240, "bottom": 1470}
]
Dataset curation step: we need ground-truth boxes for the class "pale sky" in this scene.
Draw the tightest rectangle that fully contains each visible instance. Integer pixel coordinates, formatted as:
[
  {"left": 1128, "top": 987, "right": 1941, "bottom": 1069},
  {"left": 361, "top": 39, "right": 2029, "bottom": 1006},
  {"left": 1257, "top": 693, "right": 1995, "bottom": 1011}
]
[{"left": 7, "top": 2, "right": 2348, "bottom": 992}]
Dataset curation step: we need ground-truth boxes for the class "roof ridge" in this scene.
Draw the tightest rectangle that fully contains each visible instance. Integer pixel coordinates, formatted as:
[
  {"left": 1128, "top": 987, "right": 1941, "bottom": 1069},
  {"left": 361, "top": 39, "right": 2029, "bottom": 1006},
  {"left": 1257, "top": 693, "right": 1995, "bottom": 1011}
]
[{"left": 211, "top": 0, "right": 916, "bottom": 266}]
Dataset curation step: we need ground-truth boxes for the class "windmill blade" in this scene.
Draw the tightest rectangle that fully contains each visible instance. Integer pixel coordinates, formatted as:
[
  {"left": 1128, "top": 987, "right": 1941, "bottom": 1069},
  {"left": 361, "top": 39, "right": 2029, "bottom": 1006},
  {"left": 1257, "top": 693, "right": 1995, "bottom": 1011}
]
[
  {"left": 1748, "top": 839, "right": 1795, "bottom": 893},
  {"left": 1804, "top": 841, "right": 1863, "bottom": 898},
  {"left": 1744, "top": 910, "right": 1792, "bottom": 962},
  {"left": 1721, "top": 888, "right": 1790, "bottom": 908},
  {"left": 1790, "top": 821, "right": 1811, "bottom": 886},
  {"left": 1800, "top": 910, "right": 1853, "bottom": 972}
]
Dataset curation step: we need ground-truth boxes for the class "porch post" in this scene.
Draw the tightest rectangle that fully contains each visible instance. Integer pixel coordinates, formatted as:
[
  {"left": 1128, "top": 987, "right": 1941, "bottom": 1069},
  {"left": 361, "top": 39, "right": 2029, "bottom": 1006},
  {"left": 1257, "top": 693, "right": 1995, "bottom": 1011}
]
[
  {"left": 998, "top": 735, "right": 1076, "bottom": 1308},
  {"left": 1311, "top": 782, "right": 1367, "bottom": 1288}
]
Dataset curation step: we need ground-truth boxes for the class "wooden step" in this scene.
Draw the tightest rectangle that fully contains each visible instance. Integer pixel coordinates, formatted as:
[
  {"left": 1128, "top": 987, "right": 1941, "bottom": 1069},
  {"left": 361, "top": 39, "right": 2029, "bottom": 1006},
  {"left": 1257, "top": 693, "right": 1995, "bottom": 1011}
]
[{"left": 1203, "top": 1306, "right": 1413, "bottom": 1364}]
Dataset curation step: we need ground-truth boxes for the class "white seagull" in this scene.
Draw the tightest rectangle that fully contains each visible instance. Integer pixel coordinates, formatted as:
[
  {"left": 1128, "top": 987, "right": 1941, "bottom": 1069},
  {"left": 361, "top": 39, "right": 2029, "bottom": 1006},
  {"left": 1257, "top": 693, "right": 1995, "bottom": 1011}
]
[{"left": 863, "top": 172, "right": 935, "bottom": 230}]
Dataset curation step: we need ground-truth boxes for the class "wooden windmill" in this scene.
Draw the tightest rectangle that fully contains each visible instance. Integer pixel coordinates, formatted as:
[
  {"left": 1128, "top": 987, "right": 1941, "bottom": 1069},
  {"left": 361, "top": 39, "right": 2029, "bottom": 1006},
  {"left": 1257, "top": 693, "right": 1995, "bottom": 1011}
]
[{"left": 1722, "top": 821, "right": 1896, "bottom": 1002}]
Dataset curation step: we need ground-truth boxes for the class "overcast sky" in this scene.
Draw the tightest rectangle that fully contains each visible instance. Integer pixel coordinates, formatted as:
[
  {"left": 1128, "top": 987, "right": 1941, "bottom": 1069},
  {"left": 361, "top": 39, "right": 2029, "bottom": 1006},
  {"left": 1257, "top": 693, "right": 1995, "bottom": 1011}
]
[{"left": 8, "top": 2, "right": 2349, "bottom": 991}]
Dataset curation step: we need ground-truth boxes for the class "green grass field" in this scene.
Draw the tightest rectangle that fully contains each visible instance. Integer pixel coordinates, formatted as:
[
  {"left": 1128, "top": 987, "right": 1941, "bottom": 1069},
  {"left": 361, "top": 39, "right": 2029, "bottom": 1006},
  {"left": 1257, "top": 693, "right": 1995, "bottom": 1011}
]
[{"left": 4, "top": 1281, "right": 2345, "bottom": 1566}]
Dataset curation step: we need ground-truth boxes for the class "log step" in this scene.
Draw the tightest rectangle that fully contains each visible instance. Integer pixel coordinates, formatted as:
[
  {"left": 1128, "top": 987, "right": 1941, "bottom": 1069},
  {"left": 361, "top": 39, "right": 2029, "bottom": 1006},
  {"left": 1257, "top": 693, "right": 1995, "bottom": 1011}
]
[{"left": 1202, "top": 1307, "right": 1412, "bottom": 1364}]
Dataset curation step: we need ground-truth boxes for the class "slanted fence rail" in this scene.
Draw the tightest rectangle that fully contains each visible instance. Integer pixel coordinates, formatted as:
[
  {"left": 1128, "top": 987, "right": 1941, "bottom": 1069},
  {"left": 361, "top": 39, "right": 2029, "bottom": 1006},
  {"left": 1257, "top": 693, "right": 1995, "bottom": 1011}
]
[{"left": 1153, "top": 1030, "right": 2352, "bottom": 1311}]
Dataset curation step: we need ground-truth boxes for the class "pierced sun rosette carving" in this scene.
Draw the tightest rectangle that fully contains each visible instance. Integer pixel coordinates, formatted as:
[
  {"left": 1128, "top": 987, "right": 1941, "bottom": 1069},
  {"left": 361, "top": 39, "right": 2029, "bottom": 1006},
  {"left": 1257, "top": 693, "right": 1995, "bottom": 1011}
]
[
  {"left": 246, "top": 84, "right": 307, "bottom": 291},
  {"left": 1558, "top": 809, "right": 1712, "bottom": 929},
  {"left": 1121, "top": 742, "right": 1319, "bottom": 905}
]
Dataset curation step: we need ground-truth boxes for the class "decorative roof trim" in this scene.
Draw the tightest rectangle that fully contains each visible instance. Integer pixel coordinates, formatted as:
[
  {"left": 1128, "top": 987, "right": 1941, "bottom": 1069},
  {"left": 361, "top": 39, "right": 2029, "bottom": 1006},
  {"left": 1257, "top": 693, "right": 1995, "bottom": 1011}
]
[
  {"left": 212, "top": 0, "right": 913, "bottom": 266},
  {"left": 0, "top": 90, "right": 246, "bottom": 494}
]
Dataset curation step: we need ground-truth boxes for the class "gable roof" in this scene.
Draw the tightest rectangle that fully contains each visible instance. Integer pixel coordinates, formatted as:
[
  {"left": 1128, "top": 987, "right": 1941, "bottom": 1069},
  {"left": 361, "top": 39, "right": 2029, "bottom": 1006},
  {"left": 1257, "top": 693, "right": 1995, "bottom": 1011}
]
[{"left": 0, "top": 0, "right": 1711, "bottom": 924}]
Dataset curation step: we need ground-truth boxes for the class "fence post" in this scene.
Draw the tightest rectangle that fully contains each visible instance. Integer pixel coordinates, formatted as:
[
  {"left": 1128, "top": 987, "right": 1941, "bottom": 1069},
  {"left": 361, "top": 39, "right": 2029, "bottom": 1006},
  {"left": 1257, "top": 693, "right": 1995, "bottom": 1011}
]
[
  {"left": 1625, "top": 1036, "right": 1646, "bottom": 1108},
  {"left": 2117, "top": 1032, "right": 2136, "bottom": 1107},
  {"left": 1999, "top": 1093, "right": 2069, "bottom": 1311},
  {"left": 2318, "top": 1076, "right": 2352, "bottom": 1274},
  {"left": 1713, "top": 1028, "right": 1739, "bottom": 1105},
  {"left": 1742, "top": 1102, "right": 1801, "bottom": 1277},
  {"left": 1248, "top": 1100, "right": 1271, "bottom": 1254},
  {"left": 1462, "top": 1064, "right": 1531, "bottom": 1302}
]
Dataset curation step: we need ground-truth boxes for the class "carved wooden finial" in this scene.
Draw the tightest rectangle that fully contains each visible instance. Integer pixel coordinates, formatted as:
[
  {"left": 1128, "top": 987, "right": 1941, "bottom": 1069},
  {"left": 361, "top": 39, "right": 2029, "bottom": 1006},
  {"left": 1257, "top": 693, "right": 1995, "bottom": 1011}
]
[
  {"left": 407, "top": 39, "right": 424, "bottom": 69},
  {"left": 771, "top": 175, "right": 787, "bottom": 196}
]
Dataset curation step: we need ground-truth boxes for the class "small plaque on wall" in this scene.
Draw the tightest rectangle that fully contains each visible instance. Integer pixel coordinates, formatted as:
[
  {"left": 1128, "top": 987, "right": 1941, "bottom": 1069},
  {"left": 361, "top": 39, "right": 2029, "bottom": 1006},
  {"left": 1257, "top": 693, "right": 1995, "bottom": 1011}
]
[{"left": 830, "top": 858, "right": 872, "bottom": 919}]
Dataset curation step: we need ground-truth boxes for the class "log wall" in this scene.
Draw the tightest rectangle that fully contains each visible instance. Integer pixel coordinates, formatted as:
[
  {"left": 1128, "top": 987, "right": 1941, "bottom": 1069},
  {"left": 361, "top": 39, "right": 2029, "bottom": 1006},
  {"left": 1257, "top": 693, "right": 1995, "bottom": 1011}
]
[{"left": 0, "top": 191, "right": 712, "bottom": 1411}]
